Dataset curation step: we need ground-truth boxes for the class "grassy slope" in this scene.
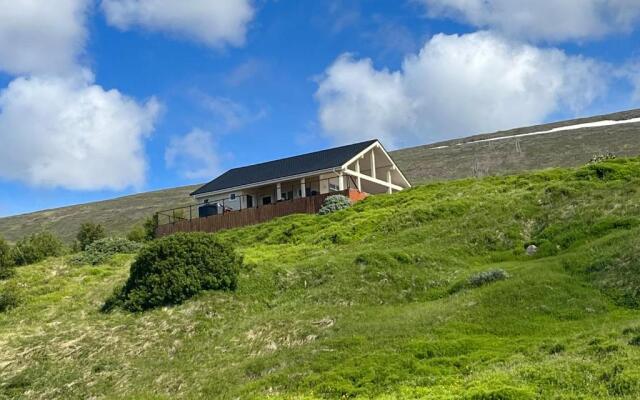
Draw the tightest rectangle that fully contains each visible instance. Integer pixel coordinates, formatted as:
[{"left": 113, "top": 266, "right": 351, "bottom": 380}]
[
  {"left": 392, "top": 109, "right": 640, "bottom": 184},
  {"left": 2, "top": 109, "right": 640, "bottom": 244},
  {"left": 0, "top": 185, "right": 199, "bottom": 243},
  {"left": 3, "top": 160, "right": 640, "bottom": 399}
]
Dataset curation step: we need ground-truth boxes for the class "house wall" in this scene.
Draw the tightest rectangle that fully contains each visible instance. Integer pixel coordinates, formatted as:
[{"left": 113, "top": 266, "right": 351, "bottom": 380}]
[
  {"left": 319, "top": 173, "right": 345, "bottom": 194},
  {"left": 194, "top": 173, "right": 336, "bottom": 211}
]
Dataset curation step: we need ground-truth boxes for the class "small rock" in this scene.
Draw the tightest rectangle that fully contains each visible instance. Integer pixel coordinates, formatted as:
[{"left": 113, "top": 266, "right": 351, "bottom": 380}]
[{"left": 526, "top": 244, "right": 538, "bottom": 256}]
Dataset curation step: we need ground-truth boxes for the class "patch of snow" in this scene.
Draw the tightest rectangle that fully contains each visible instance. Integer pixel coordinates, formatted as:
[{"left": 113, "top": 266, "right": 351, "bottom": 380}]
[{"left": 455, "top": 117, "right": 640, "bottom": 147}]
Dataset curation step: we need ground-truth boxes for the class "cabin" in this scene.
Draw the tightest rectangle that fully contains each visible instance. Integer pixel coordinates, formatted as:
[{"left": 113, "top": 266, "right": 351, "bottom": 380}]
[{"left": 156, "top": 139, "right": 411, "bottom": 236}]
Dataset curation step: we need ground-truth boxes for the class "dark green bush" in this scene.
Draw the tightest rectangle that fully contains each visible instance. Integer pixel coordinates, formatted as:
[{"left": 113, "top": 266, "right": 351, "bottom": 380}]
[
  {"left": 143, "top": 215, "right": 159, "bottom": 241},
  {"left": 319, "top": 195, "right": 351, "bottom": 215},
  {"left": 104, "top": 232, "right": 241, "bottom": 312},
  {"left": 76, "top": 222, "right": 106, "bottom": 251},
  {"left": 70, "top": 237, "right": 143, "bottom": 265},
  {"left": 0, "top": 281, "right": 20, "bottom": 312},
  {"left": 0, "top": 237, "right": 15, "bottom": 280},
  {"left": 13, "top": 232, "right": 65, "bottom": 266}
]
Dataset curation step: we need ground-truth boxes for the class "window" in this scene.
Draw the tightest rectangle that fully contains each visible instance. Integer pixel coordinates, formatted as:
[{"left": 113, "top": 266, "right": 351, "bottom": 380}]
[
  {"left": 229, "top": 193, "right": 236, "bottom": 200},
  {"left": 262, "top": 196, "right": 272, "bottom": 205}
]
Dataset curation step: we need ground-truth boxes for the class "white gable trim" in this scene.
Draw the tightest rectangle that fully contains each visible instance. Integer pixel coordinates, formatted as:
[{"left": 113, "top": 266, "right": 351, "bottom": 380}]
[
  {"left": 342, "top": 169, "right": 405, "bottom": 191},
  {"left": 340, "top": 140, "right": 412, "bottom": 188}
]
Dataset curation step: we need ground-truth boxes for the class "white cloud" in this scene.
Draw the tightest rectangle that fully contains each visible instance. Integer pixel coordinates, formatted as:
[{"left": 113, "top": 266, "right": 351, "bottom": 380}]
[
  {"left": 0, "top": 0, "right": 89, "bottom": 76},
  {"left": 316, "top": 31, "right": 607, "bottom": 148},
  {"left": 198, "top": 94, "right": 267, "bottom": 133},
  {"left": 620, "top": 61, "right": 640, "bottom": 103},
  {"left": 165, "top": 129, "right": 222, "bottom": 180},
  {"left": 0, "top": 74, "right": 160, "bottom": 190},
  {"left": 101, "top": 0, "right": 254, "bottom": 47},
  {"left": 420, "top": 0, "right": 640, "bottom": 42}
]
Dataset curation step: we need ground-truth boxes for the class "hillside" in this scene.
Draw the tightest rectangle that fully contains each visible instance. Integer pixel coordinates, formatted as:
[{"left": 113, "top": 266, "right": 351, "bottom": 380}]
[
  {"left": 1, "top": 109, "right": 640, "bottom": 243},
  {"left": 392, "top": 108, "right": 640, "bottom": 184},
  {"left": 0, "top": 185, "right": 199, "bottom": 243},
  {"left": 2, "top": 158, "right": 640, "bottom": 399}
]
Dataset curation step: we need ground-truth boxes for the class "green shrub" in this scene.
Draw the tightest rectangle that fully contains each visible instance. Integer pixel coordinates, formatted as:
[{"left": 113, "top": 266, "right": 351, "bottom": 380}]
[
  {"left": 126, "top": 225, "right": 148, "bottom": 243},
  {"left": 143, "top": 215, "right": 159, "bottom": 241},
  {"left": 126, "top": 215, "right": 158, "bottom": 243},
  {"left": 0, "top": 237, "right": 15, "bottom": 280},
  {"left": 70, "top": 237, "right": 143, "bottom": 265},
  {"left": 76, "top": 222, "right": 106, "bottom": 251},
  {"left": 468, "top": 269, "right": 510, "bottom": 288},
  {"left": 0, "top": 281, "right": 20, "bottom": 312},
  {"left": 319, "top": 195, "right": 351, "bottom": 215},
  {"left": 104, "top": 232, "right": 241, "bottom": 312},
  {"left": 13, "top": 232, "right": 65, "bottom": 266}
]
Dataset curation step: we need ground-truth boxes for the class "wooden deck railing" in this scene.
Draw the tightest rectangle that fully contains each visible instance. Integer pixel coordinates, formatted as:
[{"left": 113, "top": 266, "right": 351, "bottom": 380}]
[{"left": 155, "top": 189, "right": 367, "bottom": 237}]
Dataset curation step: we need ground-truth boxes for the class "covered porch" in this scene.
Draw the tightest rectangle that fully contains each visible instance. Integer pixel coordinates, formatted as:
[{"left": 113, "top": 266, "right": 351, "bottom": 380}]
[{"left": 156, "top": 188, "right": 367, "bottom": 237}]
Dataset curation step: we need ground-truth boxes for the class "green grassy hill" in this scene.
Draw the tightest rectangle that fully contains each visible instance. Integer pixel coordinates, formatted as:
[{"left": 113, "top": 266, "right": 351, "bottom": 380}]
[
  {"left": 2, "top": 158, "right": 640, "bottom": 399},
  {"left": 0, "top": 185, "right": 199, "bottom": 243},
  {"left": 2, "top": 109, "right": 640, "bottom": 244}
]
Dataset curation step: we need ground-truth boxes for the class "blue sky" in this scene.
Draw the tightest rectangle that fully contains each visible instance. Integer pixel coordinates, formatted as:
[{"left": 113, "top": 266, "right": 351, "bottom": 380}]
[{"left": 0, "top": 0, "right": 639, "bottom": 217}]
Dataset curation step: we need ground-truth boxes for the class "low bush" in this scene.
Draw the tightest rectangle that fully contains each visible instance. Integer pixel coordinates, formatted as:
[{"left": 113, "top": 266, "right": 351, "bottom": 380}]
[
  {"left": 0, "top": 281, "right": 20, "bottom": 312},
  {"left": 450, "top": 269, "right": 511, "bottom": 294},
  {"left": 319, "top": 195, "right": 351, "bottom": 215},
  {"left": 468, "top": 269, "right": 510, "bottom": 287},
  {"left": 13, "top": 232, "right": 65, "bottom": 266},
  {"left": 76, "top": 222, "right": 106, "bottom": 251},
  {"left": 126, "top": 225, "right": 148, "bottom": 243},
  {"left": 126, "top": 215, "right": 158, "bottom": 243},
  {"left": 588, "top": 152, "right": 616, "bottom": 164},
  {"left": 0, "top": 237, "right": 15, "bottom": 280},
  {"left": 70, "top": 237, "right": 143, "bottom": 265},
  {"left": 103, "top": 232, "right": 241, "bottom": 312}
]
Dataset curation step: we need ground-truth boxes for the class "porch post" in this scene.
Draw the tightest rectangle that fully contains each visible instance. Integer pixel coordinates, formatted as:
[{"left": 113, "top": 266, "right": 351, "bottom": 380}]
[
  {"left": 355, "top": 159, "right": 361, "bottom": 191},
  {"left": 338, "top": 172, "right": 345, "bottom": 191},
  {"left": 386, "top": 169, "right": 393, "bottom": 194},
  {"left": 370, "top": 150, "right": 376, "bottom": 179},
  {"left": 300, "top": 178, "right": 306, "bottom": 198},
  {"left": 276, "top": 182, "right": 282, "bottom": 201}
]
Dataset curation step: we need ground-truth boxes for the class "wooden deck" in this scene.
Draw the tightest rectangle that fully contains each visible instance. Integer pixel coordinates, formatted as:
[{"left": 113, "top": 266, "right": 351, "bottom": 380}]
[{"left": 156, "top": 189, "right": 367, "bottom": 237}]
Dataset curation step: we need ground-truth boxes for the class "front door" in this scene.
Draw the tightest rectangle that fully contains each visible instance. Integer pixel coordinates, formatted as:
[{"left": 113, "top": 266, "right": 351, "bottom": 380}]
[{"left": 246, "top": 195, "right": 253, "bottom": 208}]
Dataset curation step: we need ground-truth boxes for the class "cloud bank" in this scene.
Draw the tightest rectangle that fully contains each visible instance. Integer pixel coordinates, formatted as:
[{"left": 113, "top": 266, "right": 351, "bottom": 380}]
[
  {"left": 0, "top": 74, "right": 160, "bottom": 190},
  {"left": 101, "top": 0, "right": 255, "bottom": 47},
  {"left": 0, "top": 0, "right": 163, "bottom": 191},
  {"left": 0, "top": 0, "right": 89, "bottom": 76},
  {"left": 420, "top": 0, "right": 640, "bottom": 42},
  {"left": 316, "top": 31, "right": 606, "bottom": 148}
]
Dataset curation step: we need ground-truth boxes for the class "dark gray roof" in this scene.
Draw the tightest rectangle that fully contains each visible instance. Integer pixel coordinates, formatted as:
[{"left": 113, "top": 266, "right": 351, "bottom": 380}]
[{"left": 191, "top": 139, "right": 378, "bottom": 195}]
